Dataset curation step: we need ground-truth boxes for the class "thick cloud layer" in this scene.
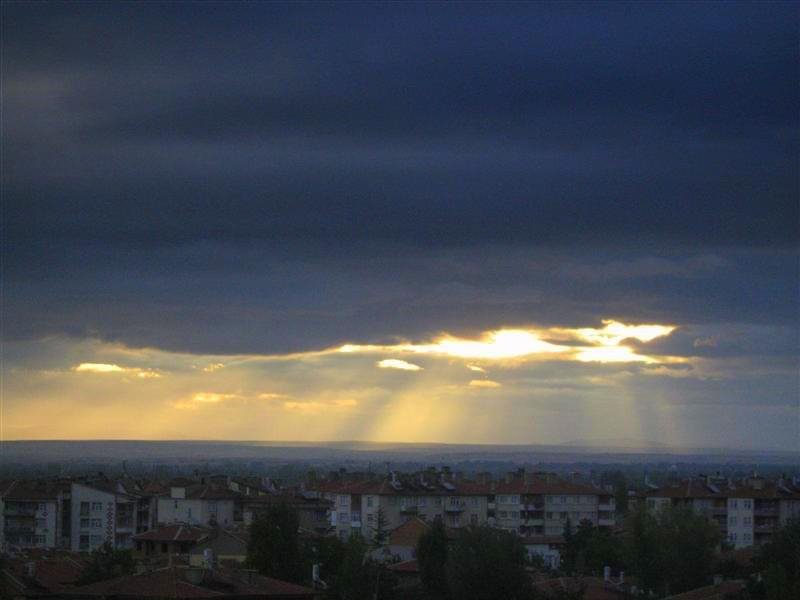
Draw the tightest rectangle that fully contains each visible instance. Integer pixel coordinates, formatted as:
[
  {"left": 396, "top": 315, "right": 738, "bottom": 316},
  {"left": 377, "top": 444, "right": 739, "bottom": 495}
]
[{"left": 2, "top": 2, "right": 797, "bottom": 448}]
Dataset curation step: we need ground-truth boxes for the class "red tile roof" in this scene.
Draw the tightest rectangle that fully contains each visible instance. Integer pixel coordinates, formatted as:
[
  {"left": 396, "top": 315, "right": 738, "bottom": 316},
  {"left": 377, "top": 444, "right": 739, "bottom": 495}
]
[
  {"left": 62, "top": 566, "right": 316, "bottom": 598},
  {"left": 388, "top": 517, "right": 429, "bottom": 547},
  {"left": 133, "top": 524, "right": 211, "bottom": 543},
  {"left": 665, "top": 580, "right": 746, "bottom": 600},
  {"left": 387, "top": 559, "right": 419, "bottom": 574}
]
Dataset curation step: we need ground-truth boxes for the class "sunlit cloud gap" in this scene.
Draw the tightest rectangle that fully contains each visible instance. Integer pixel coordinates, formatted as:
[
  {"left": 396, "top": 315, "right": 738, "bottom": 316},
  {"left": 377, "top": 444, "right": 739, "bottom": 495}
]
[
  {"left": 74, "top": 362, "right": 162, "bottom": 378},
  {"left": 376, "top": 359, "right": 423, "bottom": 371},
  {"left": 338, "top": 320, "right": 677, "bottom": 364}
]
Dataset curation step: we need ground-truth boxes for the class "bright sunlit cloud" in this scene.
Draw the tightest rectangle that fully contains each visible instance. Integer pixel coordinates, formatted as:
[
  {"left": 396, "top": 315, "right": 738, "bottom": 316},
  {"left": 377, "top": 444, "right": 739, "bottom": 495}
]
[
  {"left": 74, "top": 362, "right": 162, "bottom": 378},
  {"left": 377, "top": 359, "right": 423, "bottom": 371},
  {"left": 335, "top": 320, "right": 676, "bottom": 364},
  {"left": 469, "top": 379, "right": 501, "bottom": 388}
]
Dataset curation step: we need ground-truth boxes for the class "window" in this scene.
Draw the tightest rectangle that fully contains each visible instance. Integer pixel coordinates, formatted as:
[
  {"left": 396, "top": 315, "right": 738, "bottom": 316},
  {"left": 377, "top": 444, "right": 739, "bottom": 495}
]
[
  {"left": 367, "top": 513, "right": 374, "bottom": 523},
  {"left": 90, "top": 535, "right": 104, "bottom": 545},
  {"left": 471, "top": 497, "right": 478, "bottom": 507},
  {"left": 339, "top": 496, "right": 348, "bottom": 506},
  {"left": 546, "top": 512, "right": 554, "bottom": 519},
  {"left": 511, "top": 511, "right": 518, "bottom": 519},
  {"left": 560, "top": 496, "right": 566, "bottom": 504},
  {"left": 366, "top": 496, "right": 374, "bottom": 508},
  {"left": 744, "top": 517, "right": 752, "bottom": 525},
  {"left": 729, "top": 516, "right": 737, "bottom": 526},
  {"left": 419, "top": 497, "right": 427, "bottom": 506},
  {"left": 744, "top": 533, "right": 751, "bottom": 542},
  {"left": 743, "top": 500, "right": 752, "bottom": 510},
  {"left": 730, "top": 499, "right": 738, "bottom": 509},
  {"left": 435, "top": 498, "right": 442, "bottom": 506},
  {"left": 91, "top": 502, "right": 103, "bottom": 511},
  {"left": 510, "top": 496, "right": 520, "bottom": 504},
  {"left": 647, "top": 499, "right": 656, "bottom": 509},
  {"left": 499, "top": 511, "right": 508, "bottom": 518},
  {"left": 91, "top": 519, "right": 103, "bottom": 528},
  {"left": 34, "top": 535, "right": 46, "bottom": 545},
  {"left": 338, "top": 511, "right": 347, "bottom": 522},
  {"left": 80, "top": 518, "right": 90, "bottom": 529},
  {"left": 567, "top": 496, "right": 575, "bottom": 504},
  {"left": 79, "top": 535, "right": 90, "bottom": 550},
  {"left": 80, "top": 502, "right": 90, "bottom": 516},
  {"left": 35, "top": 518, "right": 46, "bottom": 529},
  {"left": 208, "top": 501, "right": 217, "bottom": 512}
]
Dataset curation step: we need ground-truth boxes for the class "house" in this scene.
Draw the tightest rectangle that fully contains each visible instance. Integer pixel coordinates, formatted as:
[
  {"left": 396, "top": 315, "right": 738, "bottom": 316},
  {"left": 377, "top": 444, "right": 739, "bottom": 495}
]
[
  {"left": 156, "top": 484, "right": 237, "bottom": 528},
  {"left": 1, "top": 554, "right": 87, "bottom": 596},
  {"left": 60, "top": 565, "right": 318, "bottom": 599},
  {"left": 522, "top": 535, "right": 564, "bottom": 569},
  {"left": 133, "top": 523, "right": 211, "bottom": 560},
  {"left": 188, "top": 529, "right": 249, "bottom": 567},
  {"left": 664, "top": 579, "right": 747, "bottom": 599},
  {"left": 372, "top": 517, "right": 429, "bottom": 562}
]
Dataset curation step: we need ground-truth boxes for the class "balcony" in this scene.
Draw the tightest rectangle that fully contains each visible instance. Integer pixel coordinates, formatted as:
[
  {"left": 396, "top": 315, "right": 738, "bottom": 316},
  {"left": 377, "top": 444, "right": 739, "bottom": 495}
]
[
  {"left": 445, "top": 504, "right": 465, "bottom": 513},
  {"left": 524, "top": 518, "right": 544, "bottom": 526},
  {"left": 524, "top": 504, "right": 545, "bottom": 511},
  {"left": 400, "top": 505, "right": 419, "bottom": 514},
  {"left": 4, "top": 506, "right": 37, "bottom": 517},
  {"left": 487, "top": 502, "right": 496, "bottom": 510},
  {"left": 598, "top": 503, "right": 615, "bottom": 512},
  {"left": 754, "top": 506, "right": 779, "bottom": 516},
  {"left": 116, "top": 517, "right": 134, "bottom": 530}
]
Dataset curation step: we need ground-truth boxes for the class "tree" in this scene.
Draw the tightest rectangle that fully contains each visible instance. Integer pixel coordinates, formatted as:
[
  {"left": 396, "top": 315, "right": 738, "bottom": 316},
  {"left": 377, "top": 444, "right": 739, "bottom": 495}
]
[
  {"left": 623, "top": 504, "right": 721, "bottom": 596},
  {"left": 247, "top": 502, "right": 305, "bottom": 583},
  {"left": 326, "top": 534, "right": 398, "bottom": 600},
  {"left": 417, "top": 519, "right": 449, "bottom": 598},
  {"left": 78, "top": 542, "right": 135, "bottom": 584},
  {"left": 446, "top": 525, "right": 532, "bottom": 600},
  {"left": 372, "top": 506, "right": 390, "bottom": 547},
  {"left": 751, "top": 519, "right": 800, "bottom": 600}
]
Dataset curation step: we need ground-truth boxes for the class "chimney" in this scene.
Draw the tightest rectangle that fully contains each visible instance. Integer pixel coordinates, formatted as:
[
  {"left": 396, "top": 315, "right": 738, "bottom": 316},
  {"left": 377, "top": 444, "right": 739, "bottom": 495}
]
[
  {"left": 603, "top": 566, "right": 611, "bottom": 582},
  {"left": 25, "top": 562, "right": 36, "bottom": 579}
]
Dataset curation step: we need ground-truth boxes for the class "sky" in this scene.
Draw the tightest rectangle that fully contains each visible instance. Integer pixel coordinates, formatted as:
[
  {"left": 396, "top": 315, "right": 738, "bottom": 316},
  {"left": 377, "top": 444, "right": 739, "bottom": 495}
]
[{"left": 2, "top": 1, "right": 798, "bottom": 450}]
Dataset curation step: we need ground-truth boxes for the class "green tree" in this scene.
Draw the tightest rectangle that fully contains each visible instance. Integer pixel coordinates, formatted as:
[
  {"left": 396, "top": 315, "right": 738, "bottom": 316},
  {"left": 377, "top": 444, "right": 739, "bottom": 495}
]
[
  {"left": 326, "top": 534, "right": 398, "bottom": 600},
  {"left": 247, "top": 502, "right": 304, "bottom": 583},
  {"left": 417, "top": 519, "right": 449, "bottom": 598},
  {"left": 372, "top": 506, "right": 390, "bottom": 547},
  {"left": 78, "top": 542, "right": 135, "bottom": 584},
  {"left": 623, "top": 504, "right": 721, "bottom": 596},
  {"left": 446, "top": 525, "right": 532, "bottom": 600},
  {"left": 752, "top": 519, "right": 800, "bottom": 600}
]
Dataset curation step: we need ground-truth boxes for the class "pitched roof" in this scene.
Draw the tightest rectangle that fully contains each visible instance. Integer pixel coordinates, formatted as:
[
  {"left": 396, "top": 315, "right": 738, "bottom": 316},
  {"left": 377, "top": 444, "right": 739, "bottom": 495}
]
[
  {"left": 644, "top": 477, "right": 800, "bottom": 500},
  {"left": 388, "top": 517, "right": 429, "bottom": 547},
  {"left": 3, "top": 555, "right": 88, "bottom": 593},
  {"left": 387, "top": 559, "right": 419, "bottom": 573},
  {"left": 133, "top": 524, "right": 211, "bottom": 543},
  {"left": 62, "top": 566, "right": 315, "bottom": 598},
  {"left": 665, "top": 580, "right": 746, "bottom": 600}
]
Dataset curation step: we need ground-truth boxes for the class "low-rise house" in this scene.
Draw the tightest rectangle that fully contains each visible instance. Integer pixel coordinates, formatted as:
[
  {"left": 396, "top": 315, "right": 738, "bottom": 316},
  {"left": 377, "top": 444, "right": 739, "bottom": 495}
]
[
  {"left": 522, "top": 535, "right": 564, "bottom": 569},
  {"left": 188, "top": 529, "right": 249, "bottom": 567},
  {"left": 156, "top": 484, "right": 237, "bottom": 528},
  {"left": 1, "top": 554, "right": 87, "bottom": 596},
  {"left": 133, "top": 524, "right": 211, "bottom": 560},
  {"left": 372, "top": 517, "right": 429, "bottom": 562},
  {"left": 60, "top": 565, "right": 317, "bottom": 599}
]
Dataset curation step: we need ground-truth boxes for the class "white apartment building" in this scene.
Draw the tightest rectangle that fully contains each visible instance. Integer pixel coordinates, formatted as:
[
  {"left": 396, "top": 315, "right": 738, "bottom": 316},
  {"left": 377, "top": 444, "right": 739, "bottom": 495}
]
[
  {"left": 644, "top": 475, "right": 800, "bottom": 549},
  {"left": 1, "top": 482, "right": 61, "bottom": 550},
  {"left": 156, "top": 484, "right": 236, "bottom": 527},
  {"left": 71, "top": 482, "right": 146, "bottom": 552}
]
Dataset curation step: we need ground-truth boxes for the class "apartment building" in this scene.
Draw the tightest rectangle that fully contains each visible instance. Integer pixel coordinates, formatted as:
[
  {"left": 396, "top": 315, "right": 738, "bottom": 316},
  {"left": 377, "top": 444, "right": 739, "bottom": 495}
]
[
  {"left": 71, "top": 481, "right": 152, "bottom": 552},
  {"left": 1, "top": 482, "right": 63, "bottom": 550},
  {"left": 156, "top": 484, "right": 237, "bottom": 527},
  {"left": 309, "top": 470, "right": 490, "bottom": 541},
  {"left": 492, "top": 471, "right": 616, "bottom": 536},
  {"left": 643, "top": 474, "right": 800, "bottom": 549},
  {"left": 242, "top": 493, "right": 332, "bottom": 534}
]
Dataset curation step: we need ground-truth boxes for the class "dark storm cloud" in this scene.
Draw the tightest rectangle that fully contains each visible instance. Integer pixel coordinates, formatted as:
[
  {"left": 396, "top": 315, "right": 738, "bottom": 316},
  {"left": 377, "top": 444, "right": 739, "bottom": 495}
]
[{"left": 2, "top": 1, "right": 798, "bottom": 355}]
